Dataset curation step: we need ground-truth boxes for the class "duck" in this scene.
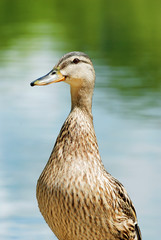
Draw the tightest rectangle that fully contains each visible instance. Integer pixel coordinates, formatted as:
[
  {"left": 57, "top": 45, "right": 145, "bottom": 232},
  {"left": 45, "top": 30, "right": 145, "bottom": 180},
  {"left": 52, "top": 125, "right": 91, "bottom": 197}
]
[{"left": 30, "top": 51, "right": 142, "bottom": 240}]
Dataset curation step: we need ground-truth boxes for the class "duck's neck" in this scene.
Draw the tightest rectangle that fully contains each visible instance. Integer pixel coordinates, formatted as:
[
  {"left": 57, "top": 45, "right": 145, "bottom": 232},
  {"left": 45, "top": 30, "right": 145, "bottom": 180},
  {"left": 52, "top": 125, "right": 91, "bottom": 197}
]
[{"left": 70, "top": 85, "right": 93, "bottom": 117}]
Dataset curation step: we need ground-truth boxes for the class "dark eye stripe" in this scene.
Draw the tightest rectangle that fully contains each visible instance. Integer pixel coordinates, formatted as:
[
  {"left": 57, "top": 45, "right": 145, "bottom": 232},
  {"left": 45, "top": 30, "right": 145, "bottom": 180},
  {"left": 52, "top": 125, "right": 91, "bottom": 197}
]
[
  {"left": 81, "top": 60, "right": 91, "bottom": 64},
  {"left": 60, "top": 59, "right": 91, "bottom": 70}
]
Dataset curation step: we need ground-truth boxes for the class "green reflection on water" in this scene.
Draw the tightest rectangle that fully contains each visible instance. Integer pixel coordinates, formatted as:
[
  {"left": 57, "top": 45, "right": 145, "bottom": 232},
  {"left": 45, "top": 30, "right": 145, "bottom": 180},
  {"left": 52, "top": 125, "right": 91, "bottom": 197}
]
[{"left": 0, "top": 0, "right": 161, "bottom": 119}]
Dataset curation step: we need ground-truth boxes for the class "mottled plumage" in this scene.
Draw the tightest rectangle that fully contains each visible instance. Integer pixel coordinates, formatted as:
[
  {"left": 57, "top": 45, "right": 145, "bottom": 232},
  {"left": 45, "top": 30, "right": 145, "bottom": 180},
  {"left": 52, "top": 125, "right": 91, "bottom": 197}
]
[{"left": 31, "top": 52, "right": 142, "bottom": 240}]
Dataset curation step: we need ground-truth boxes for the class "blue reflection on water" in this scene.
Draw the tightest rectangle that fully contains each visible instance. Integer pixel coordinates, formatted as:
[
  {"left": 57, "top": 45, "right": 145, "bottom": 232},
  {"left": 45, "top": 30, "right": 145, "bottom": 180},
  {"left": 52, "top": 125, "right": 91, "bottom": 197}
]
[{"left": 0, "top": 32, "right": 161, "bottom": 240}]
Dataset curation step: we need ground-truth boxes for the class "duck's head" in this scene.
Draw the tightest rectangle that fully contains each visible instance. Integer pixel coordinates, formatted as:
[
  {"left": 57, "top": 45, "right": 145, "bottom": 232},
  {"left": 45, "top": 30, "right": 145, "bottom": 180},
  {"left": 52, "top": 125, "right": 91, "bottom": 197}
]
[
  {"left": 31, "top": 51, "right": 95, "bottom": 88},
  {"left": 31, "top": 51, "right": 95, "bottom": 113}
]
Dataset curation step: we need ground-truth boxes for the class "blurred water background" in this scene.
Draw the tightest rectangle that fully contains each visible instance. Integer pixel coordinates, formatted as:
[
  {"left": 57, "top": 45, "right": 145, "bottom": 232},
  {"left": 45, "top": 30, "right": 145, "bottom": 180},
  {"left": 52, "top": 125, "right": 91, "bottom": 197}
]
[{"left": 0, "top": 0, "right": 161, "bottom": 239}]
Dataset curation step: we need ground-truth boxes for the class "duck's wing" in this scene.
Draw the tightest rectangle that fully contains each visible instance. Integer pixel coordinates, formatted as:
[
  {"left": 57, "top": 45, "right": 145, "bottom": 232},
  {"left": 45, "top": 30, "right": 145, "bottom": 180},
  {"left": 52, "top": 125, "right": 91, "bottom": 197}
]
[{"left": 104, "top": 174, "right": 142, "bottom": 240}]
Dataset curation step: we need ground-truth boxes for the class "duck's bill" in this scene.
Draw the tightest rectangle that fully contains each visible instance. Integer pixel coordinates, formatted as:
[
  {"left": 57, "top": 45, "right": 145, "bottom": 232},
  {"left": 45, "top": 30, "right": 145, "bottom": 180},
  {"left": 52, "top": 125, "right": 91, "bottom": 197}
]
[{"left": 30, "top": 69, "right": 65, "bottom": 87}]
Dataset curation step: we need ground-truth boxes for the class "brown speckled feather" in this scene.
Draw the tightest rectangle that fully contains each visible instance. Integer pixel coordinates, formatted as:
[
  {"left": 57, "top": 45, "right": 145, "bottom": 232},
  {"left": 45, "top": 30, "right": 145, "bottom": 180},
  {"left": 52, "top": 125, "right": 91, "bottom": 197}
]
[{"left": 33, "top": 52, "right": 142, "bottom": 240}]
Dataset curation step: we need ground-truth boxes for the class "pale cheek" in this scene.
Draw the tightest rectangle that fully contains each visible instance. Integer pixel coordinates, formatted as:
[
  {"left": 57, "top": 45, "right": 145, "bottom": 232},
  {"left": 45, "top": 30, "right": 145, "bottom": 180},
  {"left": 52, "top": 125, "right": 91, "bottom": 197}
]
[
  {"left": 65, "top": 77, "right": 82, "bottom": 87},
  {"left": 60, "top": 69, "right": 67, "bottom": 76},
  {"left": 60, "top": 64, "right": 94, "bottom": 86}
]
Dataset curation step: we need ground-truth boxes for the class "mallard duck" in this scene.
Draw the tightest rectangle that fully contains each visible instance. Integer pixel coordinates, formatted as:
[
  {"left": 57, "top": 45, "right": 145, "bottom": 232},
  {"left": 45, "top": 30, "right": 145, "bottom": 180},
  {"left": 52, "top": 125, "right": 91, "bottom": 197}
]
[{"left": 30, "top": 52, "right": 142, "bottom": 240}]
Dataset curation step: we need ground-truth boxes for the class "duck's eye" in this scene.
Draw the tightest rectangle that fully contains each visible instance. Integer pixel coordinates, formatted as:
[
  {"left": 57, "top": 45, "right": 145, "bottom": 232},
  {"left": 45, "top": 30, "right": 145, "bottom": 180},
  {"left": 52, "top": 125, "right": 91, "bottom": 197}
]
[{"left": 72, "top": 58, "right": 80, "bottom": 64}]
